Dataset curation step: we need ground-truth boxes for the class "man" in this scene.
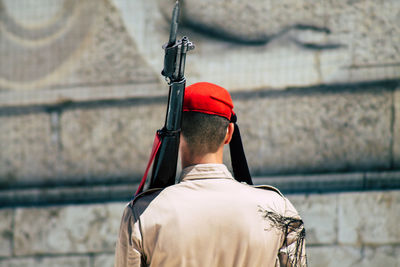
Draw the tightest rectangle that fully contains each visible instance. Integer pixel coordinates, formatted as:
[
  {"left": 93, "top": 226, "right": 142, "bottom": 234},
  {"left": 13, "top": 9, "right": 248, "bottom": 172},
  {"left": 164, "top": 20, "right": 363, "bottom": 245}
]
[{"left": 115, "top": 82, "right": 307, "bottom": 267}]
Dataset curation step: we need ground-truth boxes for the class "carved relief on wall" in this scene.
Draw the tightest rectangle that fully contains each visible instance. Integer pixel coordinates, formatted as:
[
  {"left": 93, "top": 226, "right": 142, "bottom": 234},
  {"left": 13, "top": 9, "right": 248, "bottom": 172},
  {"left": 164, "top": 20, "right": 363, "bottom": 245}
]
[
  {"left": 0, "top": 0, "right": 157, "bottom": 93},
  {"left": 2, "top": 0, "right": 398, "bottom": 94},
  {"left": 0, "top": 0, "right": 93, "bottom": 89},
  {"left": 116, "top": 0, "right": 400, "bottom": 90}
]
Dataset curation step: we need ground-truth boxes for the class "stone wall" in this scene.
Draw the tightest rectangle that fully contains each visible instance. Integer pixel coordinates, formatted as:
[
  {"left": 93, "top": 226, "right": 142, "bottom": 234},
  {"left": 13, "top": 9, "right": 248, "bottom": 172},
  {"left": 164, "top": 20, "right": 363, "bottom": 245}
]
[
  {"left": 1, "top": 189, "right": 399, "bottom": 267},
  {"left": 1, "top": 0, "right": 399, "bottom": 187},
  {"left": 0, "top": 1, "right": 400, "bottom": 266},
  {"left": 2, "top": 82, "right": 399, "bottom": 190}
]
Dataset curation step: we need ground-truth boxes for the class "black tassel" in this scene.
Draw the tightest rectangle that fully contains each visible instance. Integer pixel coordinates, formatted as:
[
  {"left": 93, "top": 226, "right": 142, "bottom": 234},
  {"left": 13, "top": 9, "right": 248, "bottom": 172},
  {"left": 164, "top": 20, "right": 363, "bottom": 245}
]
[{"left": 229, "top": 123, "right": 253, "bottom": 185}]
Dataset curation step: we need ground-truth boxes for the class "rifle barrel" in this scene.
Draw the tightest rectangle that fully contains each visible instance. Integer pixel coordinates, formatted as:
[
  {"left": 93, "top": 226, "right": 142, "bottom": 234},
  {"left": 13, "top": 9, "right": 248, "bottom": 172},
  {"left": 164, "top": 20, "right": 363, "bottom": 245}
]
[{"left": 168, "top": 1, "right": 179, "bottom": 47}]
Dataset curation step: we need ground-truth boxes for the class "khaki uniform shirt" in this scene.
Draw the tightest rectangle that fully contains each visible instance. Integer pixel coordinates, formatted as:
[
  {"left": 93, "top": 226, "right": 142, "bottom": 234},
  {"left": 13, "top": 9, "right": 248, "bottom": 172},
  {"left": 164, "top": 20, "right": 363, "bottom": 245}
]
[{"left": 115, "top": 164, "right": 306, "bottom": 267}]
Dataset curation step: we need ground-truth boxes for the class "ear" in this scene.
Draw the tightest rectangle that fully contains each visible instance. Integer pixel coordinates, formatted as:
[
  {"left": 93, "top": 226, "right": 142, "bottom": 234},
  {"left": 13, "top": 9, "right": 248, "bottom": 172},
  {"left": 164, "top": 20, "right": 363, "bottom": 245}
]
[{"left": 224, "top": 123, "right": 235, "bottom": 144}]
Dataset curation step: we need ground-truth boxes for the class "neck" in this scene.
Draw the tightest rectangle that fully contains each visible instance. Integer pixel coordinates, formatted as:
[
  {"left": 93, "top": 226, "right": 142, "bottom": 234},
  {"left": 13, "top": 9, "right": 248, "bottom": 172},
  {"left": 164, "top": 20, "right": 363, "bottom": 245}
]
[{"left": 181, "top": 147, "right": 224, "bottom": 169}]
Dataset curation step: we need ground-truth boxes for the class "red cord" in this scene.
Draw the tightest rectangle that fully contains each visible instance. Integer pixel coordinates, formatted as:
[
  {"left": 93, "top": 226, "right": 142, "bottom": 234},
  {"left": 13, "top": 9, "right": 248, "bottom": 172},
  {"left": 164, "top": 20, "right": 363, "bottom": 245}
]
[{"left": 135, "top": 132, "right": 162, "bottom": 196}]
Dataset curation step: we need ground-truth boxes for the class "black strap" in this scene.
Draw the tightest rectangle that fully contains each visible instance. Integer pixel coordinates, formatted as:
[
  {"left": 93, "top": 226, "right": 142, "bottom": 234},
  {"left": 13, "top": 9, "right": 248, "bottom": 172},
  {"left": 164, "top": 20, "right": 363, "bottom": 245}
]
[{"left": 229, "top": 122, "right": 253, "bottom": 185}]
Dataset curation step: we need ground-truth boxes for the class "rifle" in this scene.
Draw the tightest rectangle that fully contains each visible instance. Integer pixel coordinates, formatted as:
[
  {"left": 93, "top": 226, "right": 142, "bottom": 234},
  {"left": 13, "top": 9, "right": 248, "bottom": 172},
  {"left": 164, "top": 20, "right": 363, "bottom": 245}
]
[{"left": 136, "top": 1, "right": 194, "bottom": 194}]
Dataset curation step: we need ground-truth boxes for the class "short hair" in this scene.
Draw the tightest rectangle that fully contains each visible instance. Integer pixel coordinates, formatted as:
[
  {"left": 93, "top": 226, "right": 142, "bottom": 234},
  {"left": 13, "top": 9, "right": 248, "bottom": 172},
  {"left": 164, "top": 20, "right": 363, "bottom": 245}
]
[{"left": 182, "top": 112, "right": 230, "bottom": 154}]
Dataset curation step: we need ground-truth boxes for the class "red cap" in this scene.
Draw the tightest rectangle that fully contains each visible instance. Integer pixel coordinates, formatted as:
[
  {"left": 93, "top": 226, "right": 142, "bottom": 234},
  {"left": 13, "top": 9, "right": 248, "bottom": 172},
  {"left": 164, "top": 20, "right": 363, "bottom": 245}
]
[{"left": 183, "top": 82, "right": 234, "bottom": 121}]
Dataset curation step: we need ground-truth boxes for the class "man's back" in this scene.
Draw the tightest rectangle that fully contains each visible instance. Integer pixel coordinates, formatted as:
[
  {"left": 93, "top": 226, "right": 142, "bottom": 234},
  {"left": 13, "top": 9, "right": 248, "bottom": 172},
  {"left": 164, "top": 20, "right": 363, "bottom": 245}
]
[{"left": 115, "top": 164, "right": 306, "bottom": 267}]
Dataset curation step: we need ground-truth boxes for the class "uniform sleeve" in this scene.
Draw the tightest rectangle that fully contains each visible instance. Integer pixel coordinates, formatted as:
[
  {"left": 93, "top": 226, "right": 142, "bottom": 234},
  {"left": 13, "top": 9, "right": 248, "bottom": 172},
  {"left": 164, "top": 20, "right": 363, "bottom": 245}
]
[
  {"left": 278, "top": 198, "right": 307, "bottom": 267},
  {"left": 114, "top": 205, "right": 144, "bottom": 267}
]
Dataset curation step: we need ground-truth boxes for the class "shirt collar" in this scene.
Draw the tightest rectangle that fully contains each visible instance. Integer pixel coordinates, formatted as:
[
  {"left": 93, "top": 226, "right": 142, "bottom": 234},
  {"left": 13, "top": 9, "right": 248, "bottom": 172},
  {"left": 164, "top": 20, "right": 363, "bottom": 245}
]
[{"left": 179, "top": 163, "right": 234, "bottom": 181}]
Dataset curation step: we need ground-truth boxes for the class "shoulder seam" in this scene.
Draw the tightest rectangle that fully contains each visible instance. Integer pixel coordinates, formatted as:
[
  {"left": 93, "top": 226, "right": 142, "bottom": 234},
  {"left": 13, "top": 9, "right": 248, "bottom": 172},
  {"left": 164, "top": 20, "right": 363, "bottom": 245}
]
[
  {"left": 129, "top": 188, "right": 163, "bottom": 207},
  {"left": 254, "top": 185, "right": 284, "bottom": 197}
]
